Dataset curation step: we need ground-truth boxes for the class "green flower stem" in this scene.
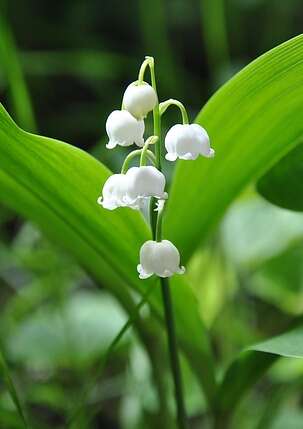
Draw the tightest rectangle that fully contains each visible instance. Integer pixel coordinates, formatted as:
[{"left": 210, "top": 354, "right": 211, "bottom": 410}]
[
  {"left": 140, "top": 56, "right": 188, "bottom": 429},
  {"left": 161, "top": 277, "right": 188, "bottom": 429},
  {"left": 121, "top": 149, "right": 156, "bottom": 174},
  {"left": 138, "top": 56, "right": 161, "bottom": 169},
  {"left": 140, "top": 136, "right": 159, "bottom": 166},
  {"left": 138, "top": 57, "right": 152, "bottom": 83},
  {"left": 155, "top": 200, "right": 165, "bottom": 242},
  {"left": 159, "top": 99, "right": 189, "bottom": 124}
]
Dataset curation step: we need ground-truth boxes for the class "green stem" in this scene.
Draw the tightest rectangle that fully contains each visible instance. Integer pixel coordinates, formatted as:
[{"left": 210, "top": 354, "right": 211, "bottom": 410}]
[
  {"left": 161, "top": 278, "right": 188, "bottom": 429},
  {"left": 143, "top": 56, "right": 161, "bottom": 236},
  {"left": 138, "top": 57, "right": 151, "bottom": 83},
  {"left": 121, "top": 149, "right": 156, "bottom": 174},
  {"left": 159, "top": 99, "right": 189, "bottom": 124},
  {"left": 141, "top": 56, "right": 188, "bottom": 429},
  {"left": 155, "top": 200, "right": 165, "bottom": 242},
  {"left": 140, "top": 136, "right": 158, "bottom": 166},
  {"left": 141, "top": 56, "right": 161, "bottom": 169}
]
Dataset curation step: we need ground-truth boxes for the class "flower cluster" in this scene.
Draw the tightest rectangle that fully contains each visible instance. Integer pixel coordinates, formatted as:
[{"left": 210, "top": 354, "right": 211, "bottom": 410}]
[{"left": 97, "top": 57, "right": 215, "bottom": 280}]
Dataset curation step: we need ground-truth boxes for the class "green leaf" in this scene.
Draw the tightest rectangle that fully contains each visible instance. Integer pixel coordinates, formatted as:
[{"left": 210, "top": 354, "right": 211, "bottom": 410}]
[
  {"left": 7, "top": 291, "right": 128, "bottom": 370},
  {"left": 216, "top": 324, "right": 303, "bottom": 415},
  {"left": 0, "top": 348, "right": 28, "bottom": 428},
  {"left": 257, "top": 143, "right": 303, "bottom": 212},
  {"left": 164, "top": 35, "right": 303, "bottom": 263},
  {"left": 0, "top": 104, "right": 216, "bottom": 405},
  {"left": 249, "top": 241, "right": 303, "bottom": 315},
  {"left": 248, "top": 325, "right": 303, "bottom": 358},
  {"left": 0, "top": 12, "right": 36, "bottom": 132},
  {"left": 215, "top": 350, "right": 275, "bottom": 415}
]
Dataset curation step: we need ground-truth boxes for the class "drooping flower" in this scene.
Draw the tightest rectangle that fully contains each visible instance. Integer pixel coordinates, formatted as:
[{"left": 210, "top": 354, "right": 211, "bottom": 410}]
[
  {"left": 123, "top": 81, "right": 157, "bottom": 119},
  {"left": 125, "top": 166, "right": 167, "bottom": 207},
  {"left": 106, "top": 110, "right": 145, "bottom": 149},
  {"left": 137, "top": 240, "right": 185, "bottom": 279},
  {"left": 97, "top": 174, "right": 130, "bottom": 210},
  {"left": 165, "top": 123, "right": 215, "bottom": 161},
  {"left": 98, "top": 166, "right": 167, "bottom": 211}
]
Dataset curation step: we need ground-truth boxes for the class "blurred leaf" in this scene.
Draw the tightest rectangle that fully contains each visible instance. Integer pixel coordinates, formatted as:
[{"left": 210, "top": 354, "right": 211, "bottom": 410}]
[
  {"left": 249, "top": 242, "right": 303, "bottom": 315},
  {"left": 138, "top": 0, "right": 183, "bottom": 97},
  {"left": 20, "top": 50, "right": 134, "bottom": 80},
  {"left": 271, "top": 409, "right": 303, "bottom": 429},
  {"left": 200, "top": 0, "right": 231, "bottom": 85},
  {"left": 215, "top": 323, "right": 303, "bottom": 418},
  {"left": 257, "top": 143, "right": 303, "bottom": 212},
  {"left": 165, "top": 35, "right": 303, "bottom": 263},
  {"left": 0, "top": 349, "right": 28, "bottom": 428},
  {"left": 0, "top": 104, "right": 216, "bottom": 405},
  {"left": 248, "top": 325, "right": 303, "bottom": 358},
  {"left": 7, "top": 291, "right": 127, "bottom": 370},
  {"left": 221, "top": 196, "right": 303, "bottom": 267},
  {"left": 0, "top": 13, "right": 36, "bottom": 131},
  {"left": 68, "top": 284, "right": 156, "bottom": 427},
  {"left": 187, "top": 244, "right": 236, "bottom": 326}
]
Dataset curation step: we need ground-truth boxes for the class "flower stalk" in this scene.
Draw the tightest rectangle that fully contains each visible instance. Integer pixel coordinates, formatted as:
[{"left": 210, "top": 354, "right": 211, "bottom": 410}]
[
  {"left": 98, "top": 55, "right": 214, "bottom": 428},
  {"left": 143, "top": 58, "right": 188, "bottom": 429},
  {"left": 140, "top": 135, "right": 158, "bottom": 166},
  {"left": 161, "top": 277, "right": 188, "bottom": 429},
  {"left": 121, "top": 149, "right": 156, "bottom": 174},
  {"left": 159, "top": 99, "right": 189, "bottom": 125}
]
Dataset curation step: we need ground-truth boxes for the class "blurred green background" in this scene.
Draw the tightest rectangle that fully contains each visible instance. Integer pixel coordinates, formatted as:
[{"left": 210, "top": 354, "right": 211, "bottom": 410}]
[{"left": 0, "top": 0, "right": 303, "bottom": 428}]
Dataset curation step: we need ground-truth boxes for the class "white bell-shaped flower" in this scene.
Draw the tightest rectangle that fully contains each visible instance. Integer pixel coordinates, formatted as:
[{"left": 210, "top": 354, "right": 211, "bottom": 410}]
[
  {"left": 123, "top": 81, "right": 157, "bottom": 119},
  {"left": 97, "top": 174, "right": 130, "bottom": 210},
  {"left": 98, "top": 166, "right": 167, "bottom": 211},
  {"left": 105, "top": 110, "right": 145, "bottom": 149},
  {"left": 125, "top": 166, "right": 167, "bottom": 207},
  {"left": 137, "top": 240, "right": 185, "bottom": 279},
  {"left": 165, "top": 123, "right": 215, "bottom": 161}
]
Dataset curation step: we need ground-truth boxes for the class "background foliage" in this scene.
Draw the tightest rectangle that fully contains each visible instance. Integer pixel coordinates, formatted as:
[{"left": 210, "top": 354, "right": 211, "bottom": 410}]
[{"left": 0, "top": 1, "right": 303, "bottom": 428}]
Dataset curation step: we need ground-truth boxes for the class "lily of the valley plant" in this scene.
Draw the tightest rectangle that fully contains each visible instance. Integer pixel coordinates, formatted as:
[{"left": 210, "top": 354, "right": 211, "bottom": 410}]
[{"left": 97, "top": 56, "right": 214, "bottom": 429}]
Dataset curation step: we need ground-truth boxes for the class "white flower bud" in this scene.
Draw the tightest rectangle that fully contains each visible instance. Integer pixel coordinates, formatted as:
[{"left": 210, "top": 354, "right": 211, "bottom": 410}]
[
  {"left": 106, "top": 110, "right": 145, "bottom": 149},
  {"left": 98, "top": 166, "right": 167, "bottom": 211},
  {"left": 125, "top": 166, "right": 167, "bottom": 207},
  {"left": 123, "top": 82, "right": 157, "bottom": 119},
  {"left": 165, "top": 124, "right": 215, "bottom": 161},
  {"left": 137, "top": 240, "right": 185, "bottom": 279}
]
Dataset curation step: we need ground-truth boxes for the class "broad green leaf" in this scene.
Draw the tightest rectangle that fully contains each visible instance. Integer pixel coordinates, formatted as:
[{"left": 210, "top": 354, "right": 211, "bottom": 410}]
[
  {"left": 249, "top": 325, "right": 303, "bottom": 358},
  {"left": 257, "top": 143, "right": 303, "bottom": 212},
  {"left": 216, "top": 324, "right": 303, "bottom": 414},
  {"left": 164, "top": 35, "right": 303, "bottom": 263},
  {"left": 0, "top": 105, "right": 216, "bottom": 404}
]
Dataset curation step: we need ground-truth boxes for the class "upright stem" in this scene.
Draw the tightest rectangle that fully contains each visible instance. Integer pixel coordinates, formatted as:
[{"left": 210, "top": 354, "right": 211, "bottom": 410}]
[
  {"left": 161, "top": 278, "right": 187, "bottom": 429},
  {"left": 142, "top": 56, "right": 188, "bottom": 429}
]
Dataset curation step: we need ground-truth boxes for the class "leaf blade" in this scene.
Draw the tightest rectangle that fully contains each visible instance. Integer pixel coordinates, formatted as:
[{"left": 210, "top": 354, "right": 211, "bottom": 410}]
[
  {"left": 257, "top": 143, "right": 303, "bottom": 212},
  {"left": 164, "top": 35, "right": 303, "bottom": 262}
]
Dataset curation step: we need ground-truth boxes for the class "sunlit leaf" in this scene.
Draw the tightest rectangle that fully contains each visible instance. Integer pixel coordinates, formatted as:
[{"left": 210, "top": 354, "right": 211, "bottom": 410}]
[{"left": 165, "top": 35, "right": 303, "bottom": 263}]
